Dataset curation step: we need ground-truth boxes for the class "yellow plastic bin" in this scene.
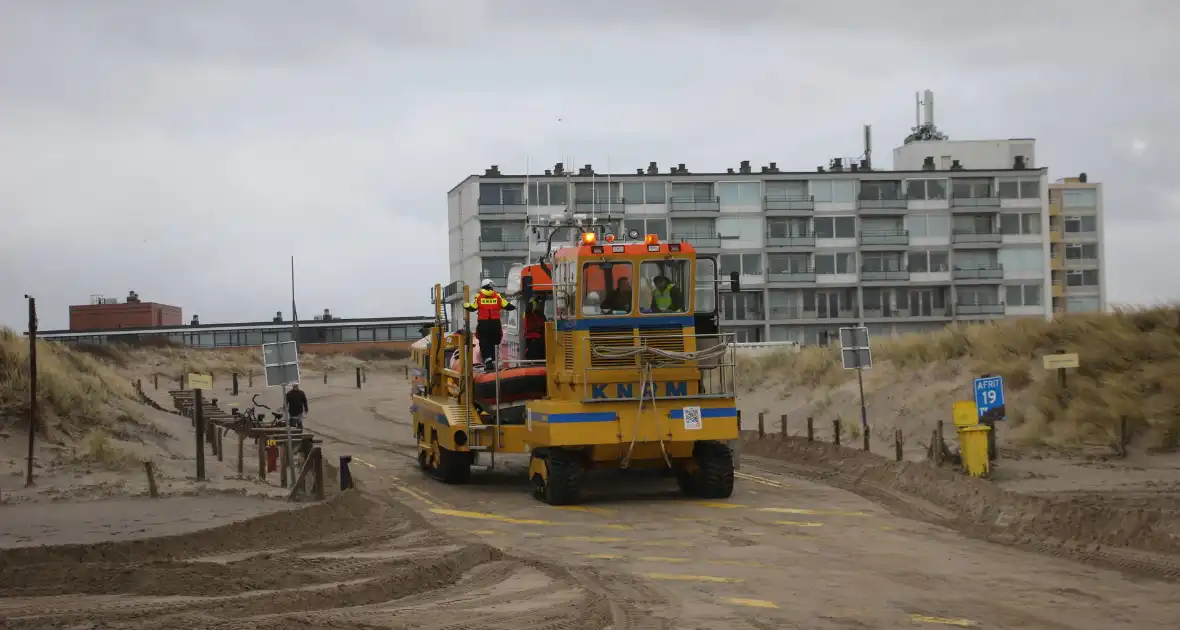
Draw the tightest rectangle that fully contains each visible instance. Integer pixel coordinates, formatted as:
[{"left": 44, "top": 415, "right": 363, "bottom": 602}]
[{"left": 957, "top": 425, "right": 991, "bottom": 477}]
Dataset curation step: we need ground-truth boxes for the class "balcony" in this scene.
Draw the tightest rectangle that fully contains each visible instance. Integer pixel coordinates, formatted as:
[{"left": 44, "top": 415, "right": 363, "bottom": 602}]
[
  {"left": 763, "top": 195, "right": 815, "bottom": 215},
  {"left": 859, "top": 229, "right": 909, "bottom": 247},
  {"left": 1052, "top": 282, "right": 1065, "bottom": 298},
  {"left": 672, "top": 232, "right": 722, "bottom": 248},
  {"left": 950, "top": 196, "right": 1001, "bottom": 211},
  {"left": 766, "top": 269, "right": 818, "bottom": 283},
  {"left": 1050, "top": 254, "right": 1064, "bottom": 270},
  {"left": 572, "top": 198, "right": 625, "bottom": 216},
  {"left": 864, "top": 306, "right": 951, "bottom": 319},
  {"left": 765, "top": 232, "right": 816, "bottom": 248},
  {"left": 669, "top": 196, "right": 721, "bottom": 213},
  {"left": 767, "top": 306, "right": 856, "bottom": 320},
  {"left": 953, "top": 264, "right": 1004, "bottom": 281},
  {"left": 857, "top": 193, "right": 907, "bottom": 214},
  {"left": 1065, "top": 257, "right": 1099, "bottom": 269},
  {"left": 478, "top": 200, "right": 528, "bottom": 219},
  {"left": 860, "top": 267, "right": 910, "bottom": 282},
  {"left": 955, "top": 302, "right": 1005, "bottom": 316},
  {"left": 1049, "top": 199, "right": 1062, "bottom": 217},
  {"left": 479, "top": 236, "right": 530, "bottom": 253},
  {"left": 951, "top": 230, "right": 1003, "bottom": 246}
]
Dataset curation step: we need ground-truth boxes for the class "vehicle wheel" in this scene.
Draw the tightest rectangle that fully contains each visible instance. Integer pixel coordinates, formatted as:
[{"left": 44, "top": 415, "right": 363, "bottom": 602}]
[
  {"left": 692, "top": 441, "right": 734, "bottom": 499},
  {"left": 417, "top": 448, "right": 429, "bottom": 472},
  {"left": 534, "top": 448, "right": 583, "bottom": 505},
  {"left": 436, "top": 445, "right": 472, "bottom": 484},
  {"left": 674, "top": 467, "right": 699, "bottom": 496}
]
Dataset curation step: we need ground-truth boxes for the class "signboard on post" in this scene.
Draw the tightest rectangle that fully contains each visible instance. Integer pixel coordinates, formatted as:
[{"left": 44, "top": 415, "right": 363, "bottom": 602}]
[
  {"left": 1042, "top": 353, "right": 1079, "bottom": 370},
  {"left": 973, "top": 376, "right": 1005, "bottom": 419},
  {"left": 187, "top": 373, "right": 212, "bottom": 391},
  {"left": 839, "top": 326, "right": 872, "bottom": 370},
  {"left": 262, "top": 341, "right": 300, "bottom": 387}
]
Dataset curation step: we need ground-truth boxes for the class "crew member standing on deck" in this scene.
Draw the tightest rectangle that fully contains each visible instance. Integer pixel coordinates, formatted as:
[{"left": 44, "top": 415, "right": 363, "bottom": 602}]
[{"left": 463, "top": 279, "right": 515, "bottom": 369}]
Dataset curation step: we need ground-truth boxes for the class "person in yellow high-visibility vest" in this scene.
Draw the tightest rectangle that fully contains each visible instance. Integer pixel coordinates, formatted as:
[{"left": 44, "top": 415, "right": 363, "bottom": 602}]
[
  {"left": 463, "top": 279, "right": 515, "bottom": 369},
  {"left": 649, "top": 275, "right": 684, "bottom": 313}
]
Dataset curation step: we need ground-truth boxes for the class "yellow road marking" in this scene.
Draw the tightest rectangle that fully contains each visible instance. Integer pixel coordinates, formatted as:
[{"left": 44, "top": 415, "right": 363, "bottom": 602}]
[
  {"left": 353, "top": 457, "right": 377, "bottom": 469},
  {"left": 430, "top": 508, "right": 555, "bottom": 525},
  {"left": 726, "top": 598, "right": 779, "bottom": 609},
  {"left": 634, "top": 540, "right": 695, "bottom": 547},
  {"left": 601, "top": 523, "right": 633, "bottom": 530},
  {"left": 710, "top": 559, "right": 770, "bottom": 568},
  {"left": 910, "top": 614, "right": 976, "bottom": 627},
  {"left": 639, "top": 556, "right": 690, "bottom": 563},
  {"left": 394, "top": 485, "right": 438, "bottom": 507},
  {"left": 469, "top": 529, "right": 497, "bottom": 536},
  {"left": 523, "top": 532, "right": 543, "bottom": 538},
  {"left": 559, "top": 535, "right": 627, "bottom": 543},
  {"left": 553, "top": 505, "right": 616, "bottom": 514},
  {"left": 775, "top": 520, "right": 824, "bottom": 528},
  {"left": 575, "top": 552, "right": 624, "bottom": 559},
  {"left": 693, "top": 501, "right": 747, "bottom": 509},
  {"left": 735, "top": 472, "right": 790, "bottom": 488},
  {"left": 640, "top": 572, "right": 745, "bottom": 583},
  {"left": 758, "top": 507, "right": 867, "bottom": 517}
]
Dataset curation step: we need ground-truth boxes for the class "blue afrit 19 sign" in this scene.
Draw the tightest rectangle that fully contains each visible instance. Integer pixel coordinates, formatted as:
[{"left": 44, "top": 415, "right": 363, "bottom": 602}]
[{"left": 973, "top": 376, "right": 1005, "bottom": 419}]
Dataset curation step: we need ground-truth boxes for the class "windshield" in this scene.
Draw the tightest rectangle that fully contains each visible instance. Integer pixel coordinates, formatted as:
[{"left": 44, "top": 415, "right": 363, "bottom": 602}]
[
  {"left": 695, "top": 257, "right": 717, "bottom": 313},
  {"left": 639, "top": 259, "right": 691, "bottom": 314},
  {"left": 582, "top": 261, "right": 633, "bottom": 316}
]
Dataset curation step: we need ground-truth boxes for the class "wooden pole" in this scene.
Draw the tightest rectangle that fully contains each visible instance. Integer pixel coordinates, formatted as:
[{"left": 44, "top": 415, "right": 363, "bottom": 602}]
[
  {"left": 894, "top": 429, "right": 903, "bottom": 462},
  {"left": 833, "top": 419, "right": 841, "bottom": 446},
  {"left": 194, "top": 388, "right": 206, "bottom": 481},
  {"left": 154, "top": 373, "right": 159, "bottom": 390},
  {"left": 807, "top": 416, "right": 814, "bottom": 442},
  {"left": 25, "top": 295, "right": 37, "bottom": 487},
  {"left": 216, "top": 425, "right": 224, "bottom": 462},
  {"left": 237, "top": 432, "right": 245, "bottom": 475},
  {"left": 257, "top": 439, "right": 267, "bottom": 481},
  {"left": 314, "top": 448, "right": 325, "bottom": 500},
  {"left": 780, "top": 414, "right": 787, "bottom": 438},
  {"left": 144, "top": 461, "right": 159, "bottom": 498},
  {"left": 324, "top": 371, "right": 328, "bottom": 384},
  {"left": 280, "top": 445, "right": 289, "bottom": 488},
  {"left": 757, "top": 412, "right": 765, "bottom": 438},
  {"left": 232, "top": 372, "right": 239, "bottom": 396},
  {"left": 356, "top": 367, "right": 362, "bottom": 389}
]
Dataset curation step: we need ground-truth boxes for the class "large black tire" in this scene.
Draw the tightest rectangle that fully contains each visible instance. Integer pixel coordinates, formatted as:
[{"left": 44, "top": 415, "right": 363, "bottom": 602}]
[
  {"left": 680, "top": 441, "right": 734, "bottom": 499},
  {"left": 436, "top": 445, "right": 472, "bottom": 484},
  {"left": 533, "top": 448, "right": 583, "bottom": 505}
]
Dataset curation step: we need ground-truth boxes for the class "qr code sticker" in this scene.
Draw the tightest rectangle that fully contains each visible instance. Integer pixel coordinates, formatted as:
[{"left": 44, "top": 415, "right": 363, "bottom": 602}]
[{"left": 682, "top": 406, "right": 703, "bottom": 430}]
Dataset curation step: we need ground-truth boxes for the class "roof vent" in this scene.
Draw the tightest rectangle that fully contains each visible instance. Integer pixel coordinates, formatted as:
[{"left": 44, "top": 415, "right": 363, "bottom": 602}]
[
  {"left": 950, "top": 159, "right": 963, "bottom": 171},
  {"left": 768, "top": 162, "right": 779, "bottom": 173},
  {"left": 190, "top": 314, "right": 199, "bottom": 326},
  {"left": 829, "top": 158, "right": 844, "bottom": 172},
  {"left": 760, "top": 166, "right": 768, "bottom": 173},
  {"left": 126, "top": 290, "right": 140, "bottom": 303},
  {"left": 322, "top": 308, "right": 332, "bottom": 321},
  {"left": 273, "top": 311, "right": 283, "bottom": 323},
  {"left": 922, "top": 156, "right": 936, "bottom": 171},
  {"left": 544, "top": 169, "right": 552, "bottom": 176},
  {"left": 1078, "top": 172, "right": 1088, "bottom": 183},
  {"left": 1013, "top": 156, "right": 1026, "bottom": 170},
  {"left": 739, "top": 160, "right": 751, "bottom": 174},
  {"left": 726, "top": 167, "right": 735, "bottom": 174},
  {"left": 647, "top": 161, "right": 658, "bottom": 175},
  {"left": 858, "top": 159, "right": 871, "bottom": 171},
  {"left": 553, "top": 162, "right": 565, "bottom": 176},
  {"left": 850, "top": 163, "right": 859, "bottom": 172},
  {"left": 816, "top": 166, "right": 825, "bottom": 173},
  {"left": 578, "top": 164, "right": 594, "bottom": 176},
  {"left": 484, "top": 165, "right": 501, "bottom": 176},
  {"left": 636, "top": 168, "right": 644, "bottom": 175}
]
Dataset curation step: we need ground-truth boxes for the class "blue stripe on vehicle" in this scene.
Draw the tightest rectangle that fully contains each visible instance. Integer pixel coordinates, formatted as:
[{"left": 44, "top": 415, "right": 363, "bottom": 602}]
[
  {"left": 437, "top": 413, "right": 449, "bottom": 426},
  {"left": 536, "top": 411, "right": 618, "bottom": 423},
  {"left": 555, "top": 315, "right": 693, "bottom": 331},
  {"left": 667, "top": 407, "right": 738, "bottom": 420}
]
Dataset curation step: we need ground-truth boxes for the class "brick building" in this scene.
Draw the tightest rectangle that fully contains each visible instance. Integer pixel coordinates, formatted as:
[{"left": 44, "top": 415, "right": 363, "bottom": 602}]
[{"left": 69, "top": 291, "right": 182, "bottom": 332}]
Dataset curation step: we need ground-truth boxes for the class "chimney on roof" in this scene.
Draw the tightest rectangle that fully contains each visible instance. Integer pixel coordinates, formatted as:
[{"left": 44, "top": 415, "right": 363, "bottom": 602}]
[
  {"left": 323, "top": 308, "right": 332, "bottom": 321},
  {"left": 553, "top": 162, "right": 565, "bottom": 176},
  {"left": 578, "top": 164, "right": 594, "bottom": 176},
  {"left": 1078, "top": 172, "right": 1088, "bottom": 183},
  {"left": 484, "top": 165, "right": 501, "bottom": 176},
  {"left": 950, "top": 159, "right": 963, "bottom": 170},
  {"left": 768, "top": 162, "right": 779, "bottom": 173},
  {"left": 859, "top": 158, "right": 871, "bottom": 171},
  {"left": 677, "top": 163, "right": 687, "bottom": 174},
  {"left": 850, "top": 163, "right": 859, "bottom": 172},
  {"left": 829, "top": 158, "right": 844, "bottom": 172},
  {"left": 636, "top": 168, "right": 644, "bottom": 175},
  {"left": 544, "top": 169, "right": 552, "bottom": 176},
  {"left": 726, "top": 168, "right": 735, "bottom": 174},
  {"left": 922, "top": 156, "right": 936, "bottom": 171},
  {"left": 739, "top": 160, "right": 751, "bottom": 174},
  {"left": 190, "top": 314, "right": 199, "bottom": 326},
  {"left": 273, "top": 311, "right": 282, "bottom": 323},
  {"left": 647, "top": 161, "right": 658, "bottom": 175},
  {"left": 126, "top": 290, "right": 140, "bottom": 303},
  {"left": 816, "top": 166, "right": 825, "bottom": 172},
  {"left": 1013, "top": 156, "right": 1026, "bottom": 170},
  {"left": 760, "top": 166, "right": 768, "bottom": 173}
]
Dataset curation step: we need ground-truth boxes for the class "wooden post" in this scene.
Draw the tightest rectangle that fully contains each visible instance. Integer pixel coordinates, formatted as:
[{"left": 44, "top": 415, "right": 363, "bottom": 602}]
[
  {"left": 279, "top": 444, "right": 289, "bottom": 489},
  {"left": 1119, "top": 416, "right": 1129, "bottom": 457},
  {"left": 232, "top": 372, "right": 239, "bottom": 396},
  {"left": 863, "top": 428, "right": 870, "bottom": 452},
  {"left": 323, "top": 371, "right": 328, "bottom": 384},
  {"left": 807, "top": 416, "right": 814, "bottom": 442},
  {"left": 833, "top": 419, "right": 841, "bottom": 446},
  {"left": 314, "top": 448, "right": 325, "bottom": 500},
  {"left": 179, "top": 373, "right": 184, "bottom": 389},
  {"left": 937, "top": 420, "right": 945, "bottom": 460},
  {"left": 356, "top": 367, "right": 362, "bottom": 389},
  {"left": 894, "top": 429, "right": 903, "bottom": 462},
  {"left": 249, "top": 371, "right": 254, "bottom": 388},
  {"left": 257, "top": 439, "right": 267, "bottom": 481},
  {"left": 237, "top": 432, "right": 245, "bottom": 475},
  {"left": 153, "top": 373, "right": 158, "bottom": 390},
  {"left": 404, "top": 364, "right": 409, "bottom": 379},
  {"left": 144, "top": 461, "right": 159, "bottom": 498},
  {"left": 362, "top": 367, "right": 367, "bottom": 383},
  {"left": 757, "top": 412, "right": 765, "bottom": 438},
  {"left": 780, "top": 414, "right": 787, "bottom": 439},
  {"left": 136, "top": 379, "right": 142, "bottom": 393},
  {"left": 216, "top": 425, "right": 224, "bottom": 462},
  {"left": 194, "top": 388, "right": 206, "bottom": 481}
]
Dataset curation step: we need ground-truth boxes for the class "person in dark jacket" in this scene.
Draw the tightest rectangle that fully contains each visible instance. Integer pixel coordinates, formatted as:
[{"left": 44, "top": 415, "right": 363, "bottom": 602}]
[
  {"left": 286, "top": 384, "right": 309, "bottom": 430},
  {"left": 523, "top": 297, "right": 547, "bottom": 360}
]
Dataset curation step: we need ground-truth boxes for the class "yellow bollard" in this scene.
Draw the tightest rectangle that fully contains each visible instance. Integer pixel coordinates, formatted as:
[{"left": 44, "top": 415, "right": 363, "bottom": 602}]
[{"left": 957, "top": 425, "right": 991, "bottom": 477}]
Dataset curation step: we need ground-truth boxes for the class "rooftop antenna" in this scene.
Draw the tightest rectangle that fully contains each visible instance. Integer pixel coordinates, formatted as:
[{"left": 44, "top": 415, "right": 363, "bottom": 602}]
[
  {"left": 923, "top": 89, "right": 935, "bottom": 128},
  {"left": 903, "top": 89, "right": 948, "bottom": 145},
  {"left": 915, "top": 91, "right": 922, "bottom": 127},
  {"left": 606, "top": 155, "right": 612, "bottom": 226},
  {"left": 863, "top": 124, "right": 872, "bottom": 170}
]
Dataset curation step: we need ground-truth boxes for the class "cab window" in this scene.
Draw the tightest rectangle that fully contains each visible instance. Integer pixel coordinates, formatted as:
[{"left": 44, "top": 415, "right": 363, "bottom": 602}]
[
  {"left": 695, "top": 257, "right": 717, "bottom": 313},
  {"left": 639, "top": 259, "right": 691, "bottom": 314},
  {"left": 582, "top": 261, "right": 633, "bottom": 316}
]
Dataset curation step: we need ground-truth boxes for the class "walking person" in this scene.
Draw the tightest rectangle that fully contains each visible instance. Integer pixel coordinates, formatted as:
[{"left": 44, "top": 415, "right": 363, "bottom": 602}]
[
  {"left": 463, "top": 279, "right": 515, "bottom": 369},
  {"left": 285, "top": 384, "right": 309, "bottom": 430}
]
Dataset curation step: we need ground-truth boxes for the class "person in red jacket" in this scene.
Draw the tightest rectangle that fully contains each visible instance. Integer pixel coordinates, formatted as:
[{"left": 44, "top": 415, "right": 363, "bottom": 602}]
[
  {"left": 463, "top": 279, "right": 515, "bottom": 369},
  {"left": 523, "top": 297, "right": 546, "bottom": 360}
]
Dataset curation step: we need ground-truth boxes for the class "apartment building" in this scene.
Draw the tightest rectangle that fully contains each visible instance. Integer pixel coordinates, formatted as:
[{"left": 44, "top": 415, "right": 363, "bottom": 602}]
[
  {"left": 1048, "top": 175, "right": 1105, "bottom": 313},
  {"left": 446, "top": 99, "right": 1082, "bottom": 344}
]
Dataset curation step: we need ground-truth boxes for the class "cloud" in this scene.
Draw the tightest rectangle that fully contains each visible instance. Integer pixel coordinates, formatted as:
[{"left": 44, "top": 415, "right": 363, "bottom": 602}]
[{"left": 1, "top": 1, "right": 1178, "bottom": 329}]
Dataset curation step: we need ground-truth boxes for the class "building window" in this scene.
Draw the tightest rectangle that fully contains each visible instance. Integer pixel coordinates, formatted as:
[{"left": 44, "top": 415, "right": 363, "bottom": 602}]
[
  {"left": 860, "top": 180, "right": 903, "bottom": 200},
  {"left": 998, "top": 178, "right": 1041, "bottom": 199},
  {"left": 720, "top": 253, "right": 763, "bottom": 276},
  {"left": 906, "top": 179, "right": 948, "bottom": 200},
  {"left": 999, "top": 212, "right": 1042, "bottom": 235},
  {"left": 527, "top": 182, "right": 569, "bottom": 206},
  {"left": 1066, "top": 296, "right": 1101, "bottom": 312},
  {"left": 1065, "top": 215, "right": 1098, "bottom": 233},
  {"left": 1063, "top": 188, "right": 1098, "bottom": 208},
  {"left": 1005, "top": 284, "right": 1043, "bottom": 307},
  {"left": 717, "top": 182, "right": 762, "bottom": 207},
  {"left": 862, "top": 252, "right": 905, "bottom": 272},
  {"left": 1065, "top": 243, "right": 1099, "bottom": 260},
  {"left": 765, "top": 180, "right": 808, "bottom": 199},
  {"left": 767, "top": 218, "right": 810, "bottom": 237},
  {"left": 951, "top": 179, "right": 993, "bottom": 199},
  {"left": 904, "top": 213, "right": 951, "bottom": 237},
  {"left": 811, "top": 180, "right": 856, "bottom": 203},
  {"left": 768, "top": 253, "right": 811, "bottom": 273},
  {"left": 1066, "top": 269, "right": 1100, "bottom": 287},
  {"left": 621, "top": 181, "right": 667, "bottom": 204},
  {"left": 670, "top": 182, "right": 714, "bottom": 201},
  {"left": 624, "top": 218, "right": 668, "bottom": 240},
  {"left": 907, "top": 250, "right": 949, "bottom": 272},
  {"left": 998, "top": 247, "right": 1041, "bottom": 273},
  {"left": 813, "top": 216, "right": 856, "bottom": 239},
  {"left": 479, "top": 183, "right": 524, "bottom": 205},
  {"left": 720, "top": 291, "right": 764, "bottom": 321},
  {"left": 813, "top": 252, "right": 855, "bottom": 274},
  {"left": 574, "top": 182, "right": 621, "bottom": 203}
]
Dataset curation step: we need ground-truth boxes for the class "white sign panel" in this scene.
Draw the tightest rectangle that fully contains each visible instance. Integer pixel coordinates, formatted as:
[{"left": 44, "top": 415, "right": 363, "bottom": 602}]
[{"left": 262, "top": 340, "right": 300, "bottom": 387}]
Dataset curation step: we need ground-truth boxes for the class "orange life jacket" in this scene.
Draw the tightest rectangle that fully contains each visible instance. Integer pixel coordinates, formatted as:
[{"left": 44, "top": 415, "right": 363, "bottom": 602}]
[
  {"left": 524, "top": 313, "right": 545, "bottom": 339},
  {"left": 472, "top": 289, "right": 507, "bottom": 321}
]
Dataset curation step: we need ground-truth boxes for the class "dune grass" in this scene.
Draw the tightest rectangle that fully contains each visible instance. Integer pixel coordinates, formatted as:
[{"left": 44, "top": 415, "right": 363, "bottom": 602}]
[{"left": 737, "top": 306, "right": 1180, "bottom": 449}]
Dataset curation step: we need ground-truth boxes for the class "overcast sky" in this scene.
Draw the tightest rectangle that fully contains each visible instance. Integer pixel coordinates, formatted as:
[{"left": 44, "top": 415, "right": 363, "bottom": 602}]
[{"left": 2, "top": 1, "right": 1177, "bottom": 331}]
